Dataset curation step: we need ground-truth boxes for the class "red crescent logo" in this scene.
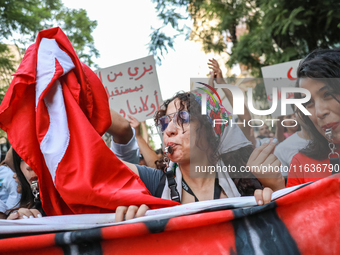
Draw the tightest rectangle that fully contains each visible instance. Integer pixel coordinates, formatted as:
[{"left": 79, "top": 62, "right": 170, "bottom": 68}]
[{"left": 287, "top": 67, "right": 297, "bottom": 80}]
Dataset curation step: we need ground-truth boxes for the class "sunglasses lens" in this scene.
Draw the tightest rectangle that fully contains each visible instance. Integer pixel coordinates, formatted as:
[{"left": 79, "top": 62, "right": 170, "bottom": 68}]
[
  {"left": 174, "top": 111, "right": 190, "bottom": 127},
  {"left": 158, "top": 116, "right": 170, "bottom": 132}
]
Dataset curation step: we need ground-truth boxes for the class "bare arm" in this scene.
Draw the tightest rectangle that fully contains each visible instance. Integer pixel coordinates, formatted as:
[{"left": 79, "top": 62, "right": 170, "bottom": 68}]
[
  {"left": 208, "top": 59, "right": 255, "bottom": 147},
  {"left": 122, "top": 160, "right": 139, "bottom": 176},
  {"left": 128, "top": 116, "right": 158, "bottom": 168},
  {"left": 107, "top": 109, "right": 133, "bottom": 144}
]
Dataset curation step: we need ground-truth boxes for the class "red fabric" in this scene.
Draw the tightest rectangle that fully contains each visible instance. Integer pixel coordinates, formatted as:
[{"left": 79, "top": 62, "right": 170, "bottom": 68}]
[
  {"left": 0, "top": 27, "right": 177, "bottom": 215},
  {"left": 2, "top": 177, "right": 340, "bottom": 254},
  {"left": 286, "top": 152, "right": 335, "bottom": 187},
  {"left": 276, "top": 176, "right": 340, "bottom": 254}
]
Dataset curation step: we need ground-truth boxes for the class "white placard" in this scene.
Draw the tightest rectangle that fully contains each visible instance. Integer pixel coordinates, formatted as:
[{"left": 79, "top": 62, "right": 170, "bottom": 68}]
[
  {"left": 95, "top": 56, "right": 163, "bottom": 121},
  {"left": 261, "top": 59, "right": 301, "bottom": 117}
]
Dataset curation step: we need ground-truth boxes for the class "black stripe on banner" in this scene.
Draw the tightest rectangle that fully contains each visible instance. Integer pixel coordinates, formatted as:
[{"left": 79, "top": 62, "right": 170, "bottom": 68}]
[
  {"left": 144, "top": 218, "right": 171, "bottom": 233},
  {"left": 55, "top": 228, "right": 103, "bottom": 255},
  {"left": 232, "top": 202, "right": 300, "bottom": 255}
]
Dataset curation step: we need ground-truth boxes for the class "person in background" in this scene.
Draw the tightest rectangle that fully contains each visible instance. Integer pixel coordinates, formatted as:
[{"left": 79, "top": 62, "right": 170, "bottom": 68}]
[
  {"left": 207, "top": 58, "right": 275, "bottom": 148},
  {"left": 128, "top": 115, "right": 160, "bottom": 169},
  {"left": 138, "top": 154, "right": 147, "bottom": 166},
  {"left": 154, "top": 148, "right": 166, "bottom": 170},
  {"left": 0, "top": 147, "right": 21, "bottom": 211},
  {"left": 155, "top": 148, "right": 164, "bottom": 159},
  {"left": 207, "top": 59, "right": 256, "bottom": 147},
  {"left": 7, "top": 148, "right": 43, "bottom": 219},
  {"left": 257, "top": 124, "right": 271, "bottom": 139}
]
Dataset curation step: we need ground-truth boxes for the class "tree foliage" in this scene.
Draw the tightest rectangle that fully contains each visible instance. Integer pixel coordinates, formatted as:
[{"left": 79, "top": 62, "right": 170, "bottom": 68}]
[
  {"left": 0, "top": 0, "right": 99, "bottom": 101},
  {"left": 149, "top": 0, "right": 340, "bottom": 75},
  {"left": 149, "top": 0, "right": 340, "bottom": 103}
]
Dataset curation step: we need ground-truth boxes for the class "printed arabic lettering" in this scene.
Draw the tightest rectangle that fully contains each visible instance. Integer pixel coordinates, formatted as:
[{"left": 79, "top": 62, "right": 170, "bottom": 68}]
[
  {"left": 135, "top": 65, "right": 153, "bottom": 81},
  {"left": 154, "top": 90, "right": 160, "bottom": 110},
  {"left": 127, "top": 100, "right": 138, "bottom": 115},
  {"left": 107, "top": 84, "right": 144, "bottom": 98},
  {"left": 146, "top": 103, "right": 156, "bottom": 116},
  {"left": 128, "top": 67, "right": 139, "bottom": 76},
  {"left": 107, "top": 71, "right": 123, "bottom": 82},
  {"left": 140, "top": 96, "right": 149, "bottom": 111}
]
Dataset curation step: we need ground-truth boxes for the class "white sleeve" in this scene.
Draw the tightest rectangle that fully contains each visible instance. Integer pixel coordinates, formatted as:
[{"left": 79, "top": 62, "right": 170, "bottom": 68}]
[
  {"left": 4, "top": 171, "right": 21, "bottom": 209},
  {"left": 110, "top": 127, "right": 140, "bottom": 164},
  {"left": 0, "top": 200, "right": 7, "bottom": 214}
]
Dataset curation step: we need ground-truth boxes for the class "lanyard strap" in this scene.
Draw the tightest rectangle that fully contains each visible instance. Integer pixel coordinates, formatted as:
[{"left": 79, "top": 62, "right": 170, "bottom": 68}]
[
  {"left": 330, "top": 156, "right": 340, "bottom": 175},
  {"left": 182, "top": 178, "right": 221, "bottom": 202}
]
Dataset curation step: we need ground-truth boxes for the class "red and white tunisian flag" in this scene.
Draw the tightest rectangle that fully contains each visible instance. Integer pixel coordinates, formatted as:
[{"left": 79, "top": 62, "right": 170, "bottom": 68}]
[{"left": 0, "top": 27, "right": 178, "bottom": 215}]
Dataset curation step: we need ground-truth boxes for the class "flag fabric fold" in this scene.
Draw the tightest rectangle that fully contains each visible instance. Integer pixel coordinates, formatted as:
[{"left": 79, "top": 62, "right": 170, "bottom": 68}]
[
  {"left": 1, "top": 176, "right": 340, "bottom": 254},
  {"left": 0, "top": 27, "right": 178, "bottom": 215}
]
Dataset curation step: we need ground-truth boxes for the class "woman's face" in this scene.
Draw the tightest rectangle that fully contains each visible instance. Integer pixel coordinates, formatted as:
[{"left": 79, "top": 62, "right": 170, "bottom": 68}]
[
  {"left": 259, "top": 124, "right": 270, "bottom": 137},
  {"left": 299, "top": 77, "right": 340, "bottom": 144},
  {"left": 13, "top": 173, "right": 22, "bottom": 193},
  {"left": 20, "top": 160, "right": 38, "bottom": 185},
  {"left": 162, "top": 99, "right": 201, "bottom": 164}
]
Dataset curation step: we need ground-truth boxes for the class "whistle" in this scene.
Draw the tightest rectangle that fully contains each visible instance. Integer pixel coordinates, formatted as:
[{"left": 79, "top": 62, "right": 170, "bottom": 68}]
[
  {"left": 164, "top": 145, "right": 173, "bottom": 155},
  {"left": 325, "top": 128, "right": 333, "bottom": 140}
]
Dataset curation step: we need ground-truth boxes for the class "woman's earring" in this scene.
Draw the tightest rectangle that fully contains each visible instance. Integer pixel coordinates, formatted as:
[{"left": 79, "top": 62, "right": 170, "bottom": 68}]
[
  {"left": 325, "top": 128, "right": 340, "bottom": 174},
  {"left": 30, "top": 180, "right": 40, "bottom": 202}
]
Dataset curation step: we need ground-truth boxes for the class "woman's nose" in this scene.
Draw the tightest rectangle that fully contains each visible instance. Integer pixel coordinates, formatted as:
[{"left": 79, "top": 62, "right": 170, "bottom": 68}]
[{"left": 164, "top": 119, "right": 178, "bottom": 137}]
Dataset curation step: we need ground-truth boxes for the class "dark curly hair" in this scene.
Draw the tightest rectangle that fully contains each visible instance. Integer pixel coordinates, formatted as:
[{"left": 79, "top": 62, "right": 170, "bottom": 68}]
[
  {"left": 155, "top": 91, "right": 220, "bottom": 165},
  {"left": 155, "top": 92, "right": 262, "bottom": 196}
]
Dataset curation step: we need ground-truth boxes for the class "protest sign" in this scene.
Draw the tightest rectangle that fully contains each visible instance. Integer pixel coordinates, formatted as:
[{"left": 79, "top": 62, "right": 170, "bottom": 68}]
[
  {"left": 261, "top": 59, "right": 301, "bottom": 117},
  {"left": 95, "top": 55, "right": 163, "bottom": 121}
]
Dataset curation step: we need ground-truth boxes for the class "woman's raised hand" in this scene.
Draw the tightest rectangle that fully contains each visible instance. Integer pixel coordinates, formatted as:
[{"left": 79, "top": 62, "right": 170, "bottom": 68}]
[
  {"left": 246, "top": 140, "right": 285, "bottom": 191},
  {"left": 7, "top": 208, "right": 42, "bottom": 220},
  {"left": 208, "top": 58, "right": 225, "bottom": 84},
  {"left": 115, "top": 204, "right": 150, "bottom": 223},
  {"left": 128, "top": 115, "right": 141, "bottom": 137}
]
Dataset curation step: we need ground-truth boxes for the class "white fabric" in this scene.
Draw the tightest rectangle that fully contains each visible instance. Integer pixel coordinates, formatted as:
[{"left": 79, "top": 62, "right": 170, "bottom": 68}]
[
  {"left": 0, "top": 200, "right": 7, "bottom": 214},
  {"left": 110, "top": 127, "right": 140, "bottom": 164},
  {"left": 0, "top": 165, "right": 20, "bottom": 210},
  {"left": 274, "top": 132, "right": 309, "bottom": 177},
  {"left": 36, "top": 38, "right": 74, "bottom": 182}
]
